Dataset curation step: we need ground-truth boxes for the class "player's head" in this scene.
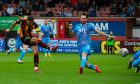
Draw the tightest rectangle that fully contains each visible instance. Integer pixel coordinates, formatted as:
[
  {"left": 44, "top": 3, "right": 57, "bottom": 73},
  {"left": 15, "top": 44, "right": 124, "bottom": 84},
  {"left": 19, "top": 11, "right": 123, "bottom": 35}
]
[
  {"left": 44, "top": 19, "right": 49, "bottom": 25},
  {"left": 27, "top": 16, "right": 34, "bottom": 25},
  {"left": 80, "top": 13, "right": 88, "bottom": 24}
]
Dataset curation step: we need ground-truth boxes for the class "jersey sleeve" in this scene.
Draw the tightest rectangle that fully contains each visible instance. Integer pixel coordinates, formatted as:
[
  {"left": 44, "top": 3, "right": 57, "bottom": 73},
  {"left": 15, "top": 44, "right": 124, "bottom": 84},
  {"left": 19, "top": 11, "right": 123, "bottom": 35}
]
[{"left": 88, "top": 23, "right": 95, "bottom": 31}]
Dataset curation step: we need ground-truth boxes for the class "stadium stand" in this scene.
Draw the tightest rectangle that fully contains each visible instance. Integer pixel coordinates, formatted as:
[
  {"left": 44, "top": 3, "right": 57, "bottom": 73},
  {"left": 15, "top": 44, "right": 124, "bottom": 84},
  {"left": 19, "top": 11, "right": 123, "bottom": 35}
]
[{"left": 0, "top": 0, "right": 139, "bottom": 17}]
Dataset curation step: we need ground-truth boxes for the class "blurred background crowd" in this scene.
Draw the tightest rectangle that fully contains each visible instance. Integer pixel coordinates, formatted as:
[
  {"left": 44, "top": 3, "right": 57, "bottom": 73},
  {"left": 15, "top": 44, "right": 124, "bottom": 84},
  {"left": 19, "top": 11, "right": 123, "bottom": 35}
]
[{"left": 0, "top": 0, "right": 140, "bottom": 17}]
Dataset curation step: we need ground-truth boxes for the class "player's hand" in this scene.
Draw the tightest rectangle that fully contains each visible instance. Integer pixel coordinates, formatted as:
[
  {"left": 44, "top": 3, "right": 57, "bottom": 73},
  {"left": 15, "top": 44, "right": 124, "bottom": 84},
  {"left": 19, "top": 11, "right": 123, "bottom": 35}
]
[
  {"left": 69, "top": 24, "right": 73, "bottom": 29},
  {"left": 5, "top": 29, "right": 10, "bottom": 33}
]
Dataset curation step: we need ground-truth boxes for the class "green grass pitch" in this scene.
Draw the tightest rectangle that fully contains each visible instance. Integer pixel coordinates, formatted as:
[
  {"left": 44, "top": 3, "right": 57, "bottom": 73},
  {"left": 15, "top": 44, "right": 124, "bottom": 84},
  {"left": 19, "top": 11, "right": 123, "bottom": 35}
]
[{"left": 0, "top": 52, "right": 140, "bottom": 84}]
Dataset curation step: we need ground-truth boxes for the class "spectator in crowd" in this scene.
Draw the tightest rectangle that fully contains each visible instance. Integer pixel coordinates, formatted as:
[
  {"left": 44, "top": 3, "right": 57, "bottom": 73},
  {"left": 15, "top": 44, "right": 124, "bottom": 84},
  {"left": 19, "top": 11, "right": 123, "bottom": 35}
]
[
  {"left": 0, "top": 1, "right": 2, "bottom": 11},
  {"left": 131, "top": 0, "right": 139, "bottom": 9},
  {"left": 16, "top": 4, "right": 22, "bottom": 15},
  {"left": 2, "top": 8, "right": 10, "bottom": 16},
  {"left": 65, "top": 8, "right": 72, "bottom": 17},
  {"left": 46, "top": 8, "right": 54, "bottom": 17},
  {"left": 7, "top": 4, "right": 14, "bottom": 16},
  {"left": 47, "top": 0, "right": 55, "bottom": 8},
  {"left": 119, "top": 7, "right": 129, "bottom": 17},
  {"left": 117, "top": 4, "right": 123, "bottom": 15},
  {"left": 110, "top": 3, "right": 118, "bottom": 16},
  {"left": 0, "top": 0, "right": 140, "bottom": 17},
  {"left": 88, "top": 7, "right": 96, "bottom": 17},
  {"left": 72, "top": 10, "right": 78, "bottom": 17},
  {"left": 19, "top": 0, "right": 26, "bottom": 8},
  {"left": 24, "top": 8, "right": 31, "bottom": 16},
  {"left": 60, "top": 8, "right": 66, "bottom": 17},
  {"left": 2, "top": 0, "right": 8, "bottom": 4},
  {"left": 18, "top": 8, "right": 24, "bottom": 16},
  {"left": 40, "top": 11, "right": 46, "bottom": 17},
  {"left": 70, "top": 0, "right": 77, "bottom": 6},
  {"left": 14, "top": 0, "right": 19, "bottom": 4},
  {"left": 33, "top": 1, "right": 40, "bottom": 11},
  {"left": 26, "top": 0, "right": 33, "bottom": 11},
  {"left": 127, "top": 3, "right": 135, "bottom": 16}
]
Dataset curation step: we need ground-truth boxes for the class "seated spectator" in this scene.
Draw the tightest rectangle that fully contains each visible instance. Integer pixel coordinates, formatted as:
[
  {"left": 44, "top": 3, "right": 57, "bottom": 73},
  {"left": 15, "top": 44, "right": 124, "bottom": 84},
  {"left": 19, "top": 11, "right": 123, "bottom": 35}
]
[
  {"left": 46, "top": 8, "right": 54, "bottom": 17},
  {"left": 47, "top": 0, "right": 55, "bottom": 8},
  {"left": 65, "top": 9, "right": 72, "bottom": 17},
  {"left": 19, "top": 0, "right": 26, "bottom": 8},
  {"left": 88, "top": 8, "right": 96, "bottom": 17},
  {"left": 2, "top": 8, "right": 10, "bottom": 16},
  {"left": 24, "top": 8, "right": 31, "bottom": 16},
  {"left": 40, "top": 11, "right": 46, "bottom": 17},
  {"left": 7, "top": 4, "right": 14, "bottom": 15},
  {"left": 33, "top": 1, "right": 40, "bottom": 11},
  {"left": 17, "top": 8, "right": 24, "bottom": 16},
  {"left": 119, "top": 7, "right": 130, "bottom": 17},
  {"left": 16, "top": 4, "right": 22, "bottom": 15},
  {"left": 127, "top": 3, "right": 135, "bottom": 16},
  {"left": 110, "top": 3, "right": 118, "bottom": 16},
  {"left": 60, "top": 8, "right": 66, "bottom": 17},
  {"left": 72, "top": 10, "right": 78, "bottom": 17},
  {"left": 26, "top": 0, "right": 32, "bottom": 11}
]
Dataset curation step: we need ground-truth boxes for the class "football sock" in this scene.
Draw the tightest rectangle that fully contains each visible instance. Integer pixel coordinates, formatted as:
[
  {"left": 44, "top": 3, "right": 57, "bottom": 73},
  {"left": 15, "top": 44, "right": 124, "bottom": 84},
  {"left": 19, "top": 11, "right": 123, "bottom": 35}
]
[
  {"left": 18, "top": 50, "right": 26, "bottom": 60},
  {"left": 8, "top": 48, "right": 14, "bottom": 53},
  {"left": 34, "top": 53, "right": 39, "bottom": 67},
  {"left": 43, "top": 48, "right": 47, "bottom": 54},
  {"left": 87, "top": 64, "right": 95, "bottom": 70},
  {"left": 80, "top": 56, "right": 86, "bottom": 68}
]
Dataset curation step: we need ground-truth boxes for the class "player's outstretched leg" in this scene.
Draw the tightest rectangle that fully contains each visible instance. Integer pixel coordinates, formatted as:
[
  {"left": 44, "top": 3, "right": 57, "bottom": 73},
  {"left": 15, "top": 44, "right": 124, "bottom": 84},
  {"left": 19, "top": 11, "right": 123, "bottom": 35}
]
[
  {"left": 6, "top": 48, "right": 15, "bottom": 55},
  {"left": 17, "top": 50, "right": 26, "bottom": 64},
  {"left": 43, "top": 48, "right": 47, "bottom": 57},
  {"left": 132, "top": 59, "right": 140, "bottom": 73},
  {"left": 37, "top": 40, "right": 58, "bottom": 53},
  {"left": 47, "top": 49, "right": 52, "bottom": 57},
  {"left": 86, "top": 63, "right": 101, "bottom": 73},
  {"left": 34, "top": 52, "right": 39, "bottom": 72},
  {"left": 127, "top": 60, "right": 133, "bottom": 69},
  {"left": 31, "top": 45, "right": 40, "bottom": 72}
]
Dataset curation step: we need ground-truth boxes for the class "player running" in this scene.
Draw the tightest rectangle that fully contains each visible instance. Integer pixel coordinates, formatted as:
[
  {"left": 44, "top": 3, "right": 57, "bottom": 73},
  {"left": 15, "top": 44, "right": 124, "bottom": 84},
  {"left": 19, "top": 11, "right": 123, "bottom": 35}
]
[
  {"left": 6, "top": 16, "right": 28, "bottom": 63},
  {"left": 69, "top": 14, "right": 113, "bottom": 74},
  {"left": 127, "top": 50, "right": 140, "bottom": 73},
  {"left": 6, "top": 16, "right": 58, "bottom": 72},
  {"left": 40, "top": 19, "right": 55, "bottom": 57},
  {"left": 6, "top": 34, "right": 28, "bottom": 64}
]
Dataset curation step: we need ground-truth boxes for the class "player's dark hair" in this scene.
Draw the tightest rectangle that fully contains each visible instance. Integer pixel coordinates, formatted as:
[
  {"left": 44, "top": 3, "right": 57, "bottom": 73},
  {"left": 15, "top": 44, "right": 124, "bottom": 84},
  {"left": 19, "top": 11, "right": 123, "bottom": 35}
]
[
  {"left": 80, "top": 13, "right": 88, "bottom": 18},
  {"left": 27, "top": 16, "right": 34, "bottom": 21}
]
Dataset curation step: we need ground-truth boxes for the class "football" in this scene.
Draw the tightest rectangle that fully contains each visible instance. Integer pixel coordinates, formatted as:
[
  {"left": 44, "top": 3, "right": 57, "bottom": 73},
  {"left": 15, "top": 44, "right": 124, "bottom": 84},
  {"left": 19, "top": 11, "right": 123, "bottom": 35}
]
[{"left": 119, "top": 48, "right": 129, "bottom": 57}]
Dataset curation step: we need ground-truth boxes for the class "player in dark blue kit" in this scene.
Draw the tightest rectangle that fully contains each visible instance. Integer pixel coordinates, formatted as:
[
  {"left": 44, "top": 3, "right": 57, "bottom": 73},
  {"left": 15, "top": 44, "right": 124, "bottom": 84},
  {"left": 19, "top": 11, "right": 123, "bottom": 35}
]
[
  {"left": 127, "top": 50, "right": 140, "bottom": 73},
  {"left": 40, "top": 19, "right": 55, "bottom": 57},
  {"left": 69, "top": 14, "right": 113, "bottom": 74}
]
